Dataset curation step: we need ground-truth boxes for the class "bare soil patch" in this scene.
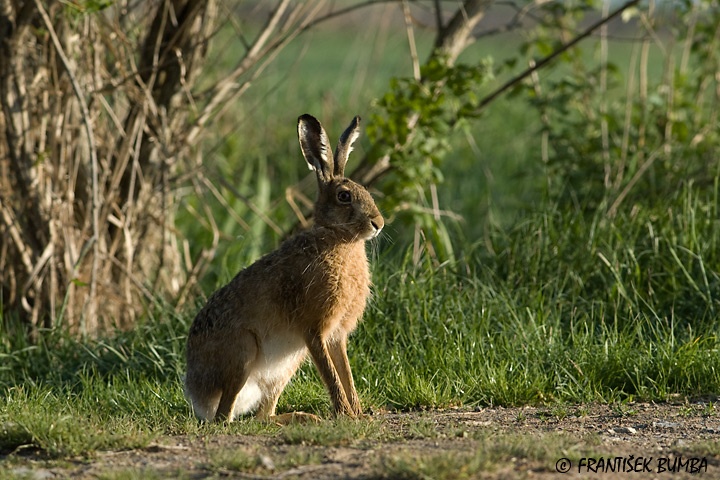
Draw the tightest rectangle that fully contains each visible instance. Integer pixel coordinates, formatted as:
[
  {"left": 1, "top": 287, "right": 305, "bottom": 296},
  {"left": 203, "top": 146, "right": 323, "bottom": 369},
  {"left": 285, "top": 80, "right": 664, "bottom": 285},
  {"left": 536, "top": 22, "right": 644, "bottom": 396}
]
[{"left": 5, "top": 402, "right": 720, "bottom": 479}]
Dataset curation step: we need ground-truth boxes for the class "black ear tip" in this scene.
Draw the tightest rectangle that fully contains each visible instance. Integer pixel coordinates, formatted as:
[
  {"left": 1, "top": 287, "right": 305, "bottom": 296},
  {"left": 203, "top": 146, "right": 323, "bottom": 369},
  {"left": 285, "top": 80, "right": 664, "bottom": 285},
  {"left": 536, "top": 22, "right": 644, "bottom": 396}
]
[{"left": 298, "top": 114, "right": 320, "bottom": 127}]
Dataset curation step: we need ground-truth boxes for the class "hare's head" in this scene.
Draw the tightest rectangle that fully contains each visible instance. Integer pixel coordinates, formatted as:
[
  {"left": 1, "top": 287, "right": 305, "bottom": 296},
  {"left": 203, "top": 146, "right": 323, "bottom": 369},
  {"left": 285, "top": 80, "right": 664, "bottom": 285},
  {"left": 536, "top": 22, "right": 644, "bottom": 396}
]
[{"left": 298, "top": 114, "right": 384, "bottom": 241}]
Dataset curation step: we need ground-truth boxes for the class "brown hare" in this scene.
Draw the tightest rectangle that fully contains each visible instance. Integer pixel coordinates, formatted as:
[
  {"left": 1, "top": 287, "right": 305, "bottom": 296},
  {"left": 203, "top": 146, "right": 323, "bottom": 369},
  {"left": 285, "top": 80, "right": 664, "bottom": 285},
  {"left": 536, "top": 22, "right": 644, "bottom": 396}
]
[{"left": 184, "top": 114, "right": 384, "bottom": 423}]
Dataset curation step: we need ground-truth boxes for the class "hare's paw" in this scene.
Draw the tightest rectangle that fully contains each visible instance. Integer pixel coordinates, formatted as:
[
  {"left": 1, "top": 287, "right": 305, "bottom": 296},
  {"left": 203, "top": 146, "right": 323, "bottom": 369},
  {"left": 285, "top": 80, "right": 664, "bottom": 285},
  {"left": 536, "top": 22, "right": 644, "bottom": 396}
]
[
  {"left": 352, "top": 407, "right": 367, "bottom": 419},
  {"left": 271, "top": 412, "right": 323, "bottom": 425},
  {"left": 348, "top": 397, "right": 363, "bottom": 417}
]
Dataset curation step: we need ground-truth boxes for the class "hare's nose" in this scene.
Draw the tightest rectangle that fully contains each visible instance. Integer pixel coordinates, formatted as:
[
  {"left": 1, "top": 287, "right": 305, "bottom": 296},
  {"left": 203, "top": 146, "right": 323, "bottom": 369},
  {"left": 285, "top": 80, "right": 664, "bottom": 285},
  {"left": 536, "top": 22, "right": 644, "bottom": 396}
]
[{"left": 371, "top": 215, "right": 384, "bottom": 232}]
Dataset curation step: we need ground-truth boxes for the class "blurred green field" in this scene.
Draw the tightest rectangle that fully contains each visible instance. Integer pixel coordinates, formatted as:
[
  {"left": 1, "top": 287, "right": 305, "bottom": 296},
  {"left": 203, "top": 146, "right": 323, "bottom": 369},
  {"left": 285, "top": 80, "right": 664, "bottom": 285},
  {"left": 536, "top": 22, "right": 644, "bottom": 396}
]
[
  {"left": 187, "top": 11, "right": 674, "bottom": 274},
  {"left": 183, "top": 20, "right": 545, "bottom": 282}
]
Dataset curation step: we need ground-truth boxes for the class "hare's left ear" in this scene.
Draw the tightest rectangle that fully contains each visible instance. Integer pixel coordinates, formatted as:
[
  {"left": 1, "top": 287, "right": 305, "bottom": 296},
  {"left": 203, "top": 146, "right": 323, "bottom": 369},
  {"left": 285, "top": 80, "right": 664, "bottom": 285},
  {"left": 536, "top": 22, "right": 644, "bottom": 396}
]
[
  {"left": 333, "top": 116, "right": 361, "bottom": 177},
  {"left": 298, "top": 114, "right": 334, "bottom": 184}
]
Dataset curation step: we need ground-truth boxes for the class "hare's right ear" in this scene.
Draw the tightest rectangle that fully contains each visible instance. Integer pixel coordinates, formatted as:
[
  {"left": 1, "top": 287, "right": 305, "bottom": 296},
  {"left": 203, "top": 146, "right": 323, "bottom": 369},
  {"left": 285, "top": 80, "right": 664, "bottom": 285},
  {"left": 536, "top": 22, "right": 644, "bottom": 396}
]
[
  {"left": 298, "top": 114, "right": 334, "bottom": 184},
  {"left": 333, "top": 116, "right": 361, "bottom": 177}
]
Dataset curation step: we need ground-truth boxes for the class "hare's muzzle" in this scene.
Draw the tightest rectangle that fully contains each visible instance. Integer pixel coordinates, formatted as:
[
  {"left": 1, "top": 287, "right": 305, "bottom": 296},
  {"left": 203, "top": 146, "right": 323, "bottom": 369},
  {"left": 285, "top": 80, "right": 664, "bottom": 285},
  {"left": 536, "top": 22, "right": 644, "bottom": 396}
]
[{"left": 369, "top": 215, "right": 384, "bottom": 239}]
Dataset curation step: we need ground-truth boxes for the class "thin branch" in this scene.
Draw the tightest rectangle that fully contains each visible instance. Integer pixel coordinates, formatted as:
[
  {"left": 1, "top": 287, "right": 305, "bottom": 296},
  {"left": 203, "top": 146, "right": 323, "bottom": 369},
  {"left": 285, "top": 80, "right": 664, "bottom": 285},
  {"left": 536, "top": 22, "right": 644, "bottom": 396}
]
[
  {"left": 0, "top": 201, "right": 35, "bottom": 275},
  {"left": 401, "top": 0, "right": 421, "bottom": 81},
  {"left": 185, "top": 0, "right": 295, "bottom": 144},
  {"left": 433, "top": 0, "right": 491, "bottom": 63},
  {"left": 474, "top": 0, "right": 543, "bottom": 39},
  {"left": 473, "top": 0, "right": 642, "bottom": 114},
  {"left": 433, "top": 0, "right": 443, "bottom": 34}
]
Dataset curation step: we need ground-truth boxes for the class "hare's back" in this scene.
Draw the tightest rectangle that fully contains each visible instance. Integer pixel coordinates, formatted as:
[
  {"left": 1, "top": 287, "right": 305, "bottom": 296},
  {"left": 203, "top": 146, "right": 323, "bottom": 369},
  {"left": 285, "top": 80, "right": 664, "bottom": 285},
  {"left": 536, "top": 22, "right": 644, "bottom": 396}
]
[{"left": 187, "top": 263, "right": 282, "bottom": 339}]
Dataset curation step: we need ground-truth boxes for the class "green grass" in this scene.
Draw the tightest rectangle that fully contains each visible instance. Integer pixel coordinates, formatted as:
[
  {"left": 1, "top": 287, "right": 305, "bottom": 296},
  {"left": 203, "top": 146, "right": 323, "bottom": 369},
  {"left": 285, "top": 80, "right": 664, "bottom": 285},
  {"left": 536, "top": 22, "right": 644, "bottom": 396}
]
[{"left": 2, "top": 178, "right": 720, "bottom": 456}]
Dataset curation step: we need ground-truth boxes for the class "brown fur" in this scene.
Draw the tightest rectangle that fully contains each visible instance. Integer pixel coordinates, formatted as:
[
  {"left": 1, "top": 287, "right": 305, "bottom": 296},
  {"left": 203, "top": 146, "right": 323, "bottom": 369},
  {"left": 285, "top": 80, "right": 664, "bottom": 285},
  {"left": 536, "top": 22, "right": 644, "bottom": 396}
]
[{"left": 184, "top": 115, "right": 384, "bottom": 422}]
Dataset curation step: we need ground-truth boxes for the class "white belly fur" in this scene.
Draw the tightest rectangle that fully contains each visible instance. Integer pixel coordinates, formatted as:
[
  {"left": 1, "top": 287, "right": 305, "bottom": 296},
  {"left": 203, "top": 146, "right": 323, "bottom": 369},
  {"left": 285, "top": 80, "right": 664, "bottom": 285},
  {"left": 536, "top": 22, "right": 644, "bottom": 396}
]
[{"left": 232, "top": 330, "right": 307, "bottom": 417}]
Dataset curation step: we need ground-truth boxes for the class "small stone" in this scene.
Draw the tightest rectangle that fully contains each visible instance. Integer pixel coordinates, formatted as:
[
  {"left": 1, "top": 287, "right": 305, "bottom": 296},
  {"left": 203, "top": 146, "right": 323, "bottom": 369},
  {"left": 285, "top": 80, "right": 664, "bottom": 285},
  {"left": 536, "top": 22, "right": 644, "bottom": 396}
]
[
  {"left": 653, "top": 421, "right": 680, "bottom": 429},
  {"left": 259, "top": 454, "right": 275, "bottom": 471},
  {"left": 615, "top": 426, "right": 637, "bottom": 435}
]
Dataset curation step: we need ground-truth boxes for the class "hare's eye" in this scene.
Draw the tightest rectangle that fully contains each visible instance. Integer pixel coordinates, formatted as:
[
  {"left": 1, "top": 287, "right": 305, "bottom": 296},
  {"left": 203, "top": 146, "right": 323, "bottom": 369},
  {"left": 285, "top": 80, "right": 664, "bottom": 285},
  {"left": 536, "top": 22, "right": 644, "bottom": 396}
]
[{"left": 337, "top": 190, "right": 352, "bottom": 203}]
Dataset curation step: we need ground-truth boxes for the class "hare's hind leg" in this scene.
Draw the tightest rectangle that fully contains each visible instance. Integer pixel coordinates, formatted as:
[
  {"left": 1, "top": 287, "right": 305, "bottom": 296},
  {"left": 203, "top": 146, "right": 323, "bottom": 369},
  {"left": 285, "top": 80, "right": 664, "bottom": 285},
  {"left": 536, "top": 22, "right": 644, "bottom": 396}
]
[
  {"left": 256, "top": 378, "right": 321, "bottom": 425},
  {"left": 215, "top": 378, "right": 247, "bottom": 421},
  {"left": 214, "top": 332, "right": 260, "bottom": 422}
]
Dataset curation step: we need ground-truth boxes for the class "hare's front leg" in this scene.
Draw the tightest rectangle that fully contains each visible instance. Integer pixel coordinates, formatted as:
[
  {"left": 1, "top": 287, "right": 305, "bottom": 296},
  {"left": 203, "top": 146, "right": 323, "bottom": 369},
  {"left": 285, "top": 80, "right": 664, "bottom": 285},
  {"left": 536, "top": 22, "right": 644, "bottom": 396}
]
[
  {"left": 327, "top": 333, "right": 362, "bottom": 416},
  {"left": 305, "top": 332, "right": 355, "bottom": 416}
]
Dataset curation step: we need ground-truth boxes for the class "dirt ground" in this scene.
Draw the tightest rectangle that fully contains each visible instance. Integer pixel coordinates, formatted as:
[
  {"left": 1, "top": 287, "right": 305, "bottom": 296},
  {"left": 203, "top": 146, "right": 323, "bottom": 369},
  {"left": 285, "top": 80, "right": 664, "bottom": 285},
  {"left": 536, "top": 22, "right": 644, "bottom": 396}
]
[{"left": 5, "top": 402, "right": 720, "bottom": 479}]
